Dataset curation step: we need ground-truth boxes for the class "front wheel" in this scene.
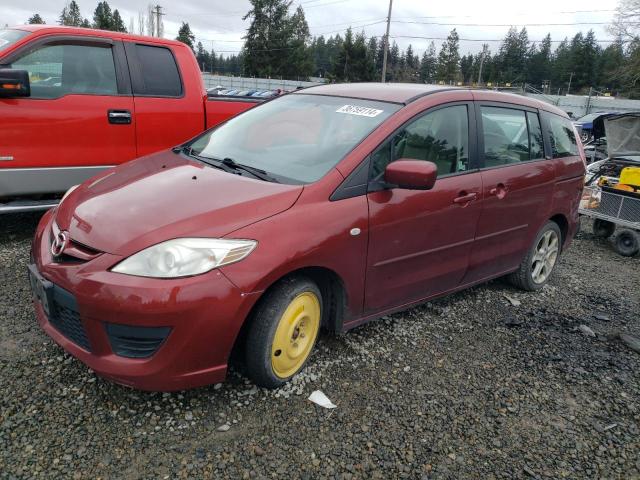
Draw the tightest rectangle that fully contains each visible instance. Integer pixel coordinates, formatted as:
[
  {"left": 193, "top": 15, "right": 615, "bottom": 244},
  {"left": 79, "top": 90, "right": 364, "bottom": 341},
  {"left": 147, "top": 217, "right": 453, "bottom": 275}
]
[
  {"left": 508, "top": 221, "right": 562, "bottom": 291},
  {"left": 244, "top": 276, "right": 322, "bottom": 388}
]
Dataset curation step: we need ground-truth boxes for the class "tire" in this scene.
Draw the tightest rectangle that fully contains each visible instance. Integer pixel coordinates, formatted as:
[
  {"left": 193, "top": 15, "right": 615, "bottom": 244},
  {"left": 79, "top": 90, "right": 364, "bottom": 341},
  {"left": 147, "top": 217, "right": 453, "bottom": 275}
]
[
  {"left": 614, "top": 229, "right": 640, "bottom": 257},
  {"left": 593, "top": 219, "right": 616, "bottom": 238},
  {"left": 508, "top": 221, "right": 562, "bottom": 291},
  {"left": 244, "top": 276, "right": 322, "bottom": 388}
]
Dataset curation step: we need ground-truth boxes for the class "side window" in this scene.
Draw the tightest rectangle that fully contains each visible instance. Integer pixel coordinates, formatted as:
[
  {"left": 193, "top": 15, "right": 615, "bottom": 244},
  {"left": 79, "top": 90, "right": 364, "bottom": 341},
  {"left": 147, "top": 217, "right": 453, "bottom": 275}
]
[
  {"left": 133, "top": 44, "right": 182, "bottom": 97},
  {"left": 371, "top": 105, "right": 469, "bottom": 179},
  {"left": 547, "top": 114, "right": 579, "bottom": 158},
  {"left": 481, "top": 106, "right": 530, "bottom": 166},
  {"left": 527, "top": 112, "right": 545, "bottom": 159},
  {"left": 10, "top": 44, "right": 117, "bottom": 99}
]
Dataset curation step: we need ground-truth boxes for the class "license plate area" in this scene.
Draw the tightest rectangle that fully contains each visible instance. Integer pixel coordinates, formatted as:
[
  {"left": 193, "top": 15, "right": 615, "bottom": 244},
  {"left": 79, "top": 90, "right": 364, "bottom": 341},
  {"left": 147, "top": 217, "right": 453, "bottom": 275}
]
[{"left": 28, "top": 264, "right": 54, "bottom": 317}]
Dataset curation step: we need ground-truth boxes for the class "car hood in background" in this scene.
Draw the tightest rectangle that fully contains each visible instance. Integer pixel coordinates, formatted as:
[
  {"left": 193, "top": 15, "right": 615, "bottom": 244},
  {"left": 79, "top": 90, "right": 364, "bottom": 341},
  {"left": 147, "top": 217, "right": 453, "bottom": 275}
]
[
  {"left": 594, "top": 113, "right": 640, "bottom": 159},
  {"left": 54, "top": 151, "right": 303, "bottom": 256}
]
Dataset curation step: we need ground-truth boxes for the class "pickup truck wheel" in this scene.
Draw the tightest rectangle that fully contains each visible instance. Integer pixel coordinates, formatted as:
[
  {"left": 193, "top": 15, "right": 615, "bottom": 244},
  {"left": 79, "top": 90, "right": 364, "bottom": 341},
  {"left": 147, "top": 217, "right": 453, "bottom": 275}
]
[
  {"left": 244, "top": 277, "right": 322, "bottom": 388},
  {"left": 593, "top": 219, "right": 615, "bottom": 238},
  {"left": 614, "top": 229, "right": 640, "bottom": 257},
  {"left": 508, "top": 221, "right": 562, "bottom": 291}
]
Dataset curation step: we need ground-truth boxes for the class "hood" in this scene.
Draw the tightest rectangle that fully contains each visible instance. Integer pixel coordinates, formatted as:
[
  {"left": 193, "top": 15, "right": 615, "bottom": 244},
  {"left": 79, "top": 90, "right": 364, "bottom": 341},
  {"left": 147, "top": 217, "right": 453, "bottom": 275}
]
[
  {"left": 596, "top": 113, "right": 640, "bottom": 158},
  {"left": 55, "top": 151, "right": 303, "bottom": 256}
]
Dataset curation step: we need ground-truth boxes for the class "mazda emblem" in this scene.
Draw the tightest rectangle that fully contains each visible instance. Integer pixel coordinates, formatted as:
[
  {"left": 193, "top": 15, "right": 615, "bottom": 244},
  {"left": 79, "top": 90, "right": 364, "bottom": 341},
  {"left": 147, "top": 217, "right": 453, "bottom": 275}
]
[{"left": 51, "top": 231, "right": 70, "bottom": 257}]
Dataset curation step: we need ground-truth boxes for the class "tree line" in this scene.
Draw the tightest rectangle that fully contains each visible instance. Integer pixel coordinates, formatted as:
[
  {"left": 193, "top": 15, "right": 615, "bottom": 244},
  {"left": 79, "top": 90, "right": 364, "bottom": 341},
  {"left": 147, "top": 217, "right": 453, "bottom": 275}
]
[{"left": 24, "top": 0, "right": 639, "bottom": 97}]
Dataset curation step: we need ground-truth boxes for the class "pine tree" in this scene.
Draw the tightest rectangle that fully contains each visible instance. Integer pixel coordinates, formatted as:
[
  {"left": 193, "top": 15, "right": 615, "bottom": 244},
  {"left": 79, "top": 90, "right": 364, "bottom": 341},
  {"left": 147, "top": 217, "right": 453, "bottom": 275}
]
[
  {"left": 243, "top": 0, "right": 291, "bottom": 77},
  {"left": 93, "top": 2, "right": 114, "bottom": 30},
  {"left": 59, "top": 1, "right": 86, "bottom": 27},
  {"left": 195, "top": 42, "right": 210, "bottom": 72},
  {"left": 285, "top": 6, "right": 313, "bottom": 79},
  {"left": 436, "top": 29, "right": 461, "bottom": 82},
  {"left": 28, "top": 14, "right": 45, "bottom": 24},
  {"left": 112, "top": 10, "right": 127, "bottom": 32},
  {"left": 419, "top": 41, "right": 437, "bottom": 83},
  {"left": 176, "top": 22, "right": 196, "bottom": 52}
]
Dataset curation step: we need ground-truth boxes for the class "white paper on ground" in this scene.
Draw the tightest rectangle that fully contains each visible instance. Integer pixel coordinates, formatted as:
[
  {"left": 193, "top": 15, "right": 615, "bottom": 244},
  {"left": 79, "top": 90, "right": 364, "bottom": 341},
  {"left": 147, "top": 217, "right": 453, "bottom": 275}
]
[{"left": 308, "top": 390, "right": 337, "bottom": 409}]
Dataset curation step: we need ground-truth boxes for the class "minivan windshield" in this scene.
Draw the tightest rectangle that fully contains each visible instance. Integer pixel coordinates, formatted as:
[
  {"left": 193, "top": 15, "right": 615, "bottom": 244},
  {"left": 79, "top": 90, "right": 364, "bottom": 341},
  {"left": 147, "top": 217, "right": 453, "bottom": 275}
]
[
  {"left": 189, "top": 94, "right": 400, "bottom": 184},
  {"left": 0, "top": 29, "right": 30, "bottom": 54}
]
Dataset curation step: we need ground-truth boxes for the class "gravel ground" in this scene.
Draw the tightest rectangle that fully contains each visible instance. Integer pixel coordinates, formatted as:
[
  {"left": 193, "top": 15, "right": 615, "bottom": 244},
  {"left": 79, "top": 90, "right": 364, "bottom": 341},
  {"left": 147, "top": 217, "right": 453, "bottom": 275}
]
[{"left": 1, "top": 213, "right": 639, "bottom": 479}]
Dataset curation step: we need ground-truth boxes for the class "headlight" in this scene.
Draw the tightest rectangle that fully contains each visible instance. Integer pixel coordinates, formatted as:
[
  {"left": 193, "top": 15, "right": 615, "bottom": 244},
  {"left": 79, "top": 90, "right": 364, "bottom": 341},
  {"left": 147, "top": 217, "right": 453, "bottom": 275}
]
[
  {"left": 111, "top": 238, "right": 257, "bottom": 278},
  {"left": 61, "top": 184, "right": 79, "bottom": 202}
]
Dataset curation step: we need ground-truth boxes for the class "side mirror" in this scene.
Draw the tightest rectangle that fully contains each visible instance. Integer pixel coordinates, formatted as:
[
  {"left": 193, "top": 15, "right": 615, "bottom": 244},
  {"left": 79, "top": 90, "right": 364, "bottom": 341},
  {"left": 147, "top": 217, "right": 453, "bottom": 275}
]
[
  {"left": 384, "top": 159, "right": 437, "bottom": 190},
  {"left": 0, "top": 69, "right": 30, "bottom": 98}
]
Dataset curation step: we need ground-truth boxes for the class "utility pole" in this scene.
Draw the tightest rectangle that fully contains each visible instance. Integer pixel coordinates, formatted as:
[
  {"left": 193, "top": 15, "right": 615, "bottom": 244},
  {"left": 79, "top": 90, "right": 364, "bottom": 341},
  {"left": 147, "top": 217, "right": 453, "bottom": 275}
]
[
  {"left": 477, "top": 43, "right": 488, "bottom": 86},
  {"left": 153, "top": 5, "right": 164, "bottom": 38},
  {"left": 380, "top": 0, "right": 393, "bottom": 83},
  {"left": 567, "top": 71, "right": 573, "bottom": 95}
]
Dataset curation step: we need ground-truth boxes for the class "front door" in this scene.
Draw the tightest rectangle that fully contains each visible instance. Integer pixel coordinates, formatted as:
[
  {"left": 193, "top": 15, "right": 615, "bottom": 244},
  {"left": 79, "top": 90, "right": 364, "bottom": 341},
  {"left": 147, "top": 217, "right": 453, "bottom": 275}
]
[
  {"left": 365, "top": 103, "right": 483, "bottom": 313},
  {"left": 0, "top": 38, "right": 136, "bottom": 196},
  {"left": 462, "top": 104, "right": 555, "bottom": 283}
]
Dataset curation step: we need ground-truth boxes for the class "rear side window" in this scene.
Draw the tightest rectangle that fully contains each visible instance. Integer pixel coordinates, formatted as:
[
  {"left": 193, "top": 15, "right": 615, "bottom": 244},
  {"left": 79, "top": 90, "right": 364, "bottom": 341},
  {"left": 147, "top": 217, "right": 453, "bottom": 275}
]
[
  {"left": 547, "top": 114, "right": 579, "bottom": 158},
  {"left": 527, "top": 112, "right": 544, "bottom": 159},
  {"left": 371, "top": 105, "right": 470, "bottom": 179},
  {"left": 10, "top": 44, "right": 117, "bottom": 99},
  {"left": 133, "top": 44, "right": 182, "bottom": 97},
  {"left": 481, "top": 107, "right": 531, "bottom": 166}
]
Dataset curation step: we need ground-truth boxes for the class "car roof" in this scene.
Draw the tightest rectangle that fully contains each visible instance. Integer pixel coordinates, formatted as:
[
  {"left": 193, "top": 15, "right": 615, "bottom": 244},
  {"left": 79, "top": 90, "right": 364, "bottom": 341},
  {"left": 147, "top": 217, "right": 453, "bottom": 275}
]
[
  {"left": 10, "top": 24, "right": 185, "bottom": 48},
  {"left": 300, "top": 82, "right": 568, "bottom": 116}
]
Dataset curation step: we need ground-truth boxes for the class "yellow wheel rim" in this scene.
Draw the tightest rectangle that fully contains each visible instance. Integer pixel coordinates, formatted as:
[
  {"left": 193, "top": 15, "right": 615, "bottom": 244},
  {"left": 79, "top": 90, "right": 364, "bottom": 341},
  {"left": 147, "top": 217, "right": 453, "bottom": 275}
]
[{"left": 271, "top": 292, "right": 321, "bottom": 379}]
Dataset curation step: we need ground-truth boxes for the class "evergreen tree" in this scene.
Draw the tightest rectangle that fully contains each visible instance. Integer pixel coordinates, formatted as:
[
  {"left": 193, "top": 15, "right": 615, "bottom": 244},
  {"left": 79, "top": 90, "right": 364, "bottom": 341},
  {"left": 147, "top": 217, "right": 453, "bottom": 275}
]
[
  {"left": 93, "top": 1, "right": 114, "bottom": 30},
  {"left": 527, "top": 34, "right": 552, "bottom": 90},
  {"left": 176, "top": 22, "right": 196, "bottom": 52},
  {"left": 196, "top": 41, "right": 210, "bottom": 71},
  {"left": 59, "top": 1, "right": 86, "bottom": 27},
  {"left": 285, "top": 6, "right": 313, "bottom": 79},
  {"left": 28, "top": 14, "right": 45, "bottom": 24},
  {"left": 112, "top": 9, "right": 127, "bottom": 32},
  {"left": 419, "top": 41, "right": 437, "bottom": 83},
  {"left": 243, "top": 0, "right": 291, "bottom": 77},
  {"left": 436, "top": 29, "right": 461, "bottom": 82}
]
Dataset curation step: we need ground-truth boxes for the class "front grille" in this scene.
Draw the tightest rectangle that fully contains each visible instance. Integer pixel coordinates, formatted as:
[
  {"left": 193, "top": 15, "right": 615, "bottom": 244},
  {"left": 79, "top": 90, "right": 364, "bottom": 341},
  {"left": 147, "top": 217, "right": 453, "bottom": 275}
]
[
  {"left": 105, "top": 323, "right": 171, "bottom": 359},
  {"left": 49, "top": 288, "right": 92, "bottom": 352}
]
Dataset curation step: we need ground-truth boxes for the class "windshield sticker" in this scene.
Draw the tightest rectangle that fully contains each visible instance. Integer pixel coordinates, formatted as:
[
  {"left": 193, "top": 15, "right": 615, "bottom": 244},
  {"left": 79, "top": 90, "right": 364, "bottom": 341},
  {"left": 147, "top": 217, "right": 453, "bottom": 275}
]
[{"left": 336, "top": 105, "right": 383, "bottom": 117}]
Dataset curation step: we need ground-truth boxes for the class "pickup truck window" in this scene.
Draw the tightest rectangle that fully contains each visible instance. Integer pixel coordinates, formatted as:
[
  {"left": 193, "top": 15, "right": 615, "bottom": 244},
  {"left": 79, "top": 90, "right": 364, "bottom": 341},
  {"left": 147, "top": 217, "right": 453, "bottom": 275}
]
[
  {"left": 132, "top": 44, "right": 182, "bottom": 97},
  {"left": 0, "top": 29, "right": 29, "bottom": 53},
  {"left": 10, "top": 44, "right": 117, "bottom": 99},
  {"left": 189, "top": 94, "right": 400, "bottom": 184}
]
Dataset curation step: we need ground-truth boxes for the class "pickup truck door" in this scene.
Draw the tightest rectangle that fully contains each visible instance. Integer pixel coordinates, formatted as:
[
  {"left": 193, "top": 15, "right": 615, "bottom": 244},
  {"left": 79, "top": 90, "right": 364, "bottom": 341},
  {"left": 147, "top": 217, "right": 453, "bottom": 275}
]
[
  {"left": 0, "top": 37, "right": 136, "bottom": 197},
  {"left": 123, "top": 42, "right": 204, "bottom": 157}
]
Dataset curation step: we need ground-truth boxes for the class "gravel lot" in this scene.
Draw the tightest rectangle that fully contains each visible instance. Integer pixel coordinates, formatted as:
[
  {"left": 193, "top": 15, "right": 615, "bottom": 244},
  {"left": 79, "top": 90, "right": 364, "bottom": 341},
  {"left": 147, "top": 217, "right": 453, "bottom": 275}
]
[{"left": 1, "top": 212, "right": 639, "bottom": 479}]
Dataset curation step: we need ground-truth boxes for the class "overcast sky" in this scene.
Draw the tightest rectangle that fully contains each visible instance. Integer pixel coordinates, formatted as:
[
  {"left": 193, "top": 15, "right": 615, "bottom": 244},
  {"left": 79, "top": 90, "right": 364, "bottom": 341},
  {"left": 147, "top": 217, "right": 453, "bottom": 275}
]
[{"left": 1, "top": 0, "right": 619, "bottom": 57}]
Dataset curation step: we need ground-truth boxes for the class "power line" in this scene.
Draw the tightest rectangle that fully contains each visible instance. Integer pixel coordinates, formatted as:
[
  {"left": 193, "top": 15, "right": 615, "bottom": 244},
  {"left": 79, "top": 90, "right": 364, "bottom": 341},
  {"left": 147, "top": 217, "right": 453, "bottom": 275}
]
[
  {"left": 392, "top": 34, "right": 619, "bottom": 43},
  {"left": 392, "top": 20, "right": 629, "bottom": 27}
]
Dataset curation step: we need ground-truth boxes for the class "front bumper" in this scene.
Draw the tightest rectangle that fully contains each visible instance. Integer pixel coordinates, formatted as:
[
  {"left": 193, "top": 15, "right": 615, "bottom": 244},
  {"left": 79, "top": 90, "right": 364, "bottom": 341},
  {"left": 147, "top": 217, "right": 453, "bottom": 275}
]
[{"left": 30, "top": 210, "right": 259, "bottom": 391}]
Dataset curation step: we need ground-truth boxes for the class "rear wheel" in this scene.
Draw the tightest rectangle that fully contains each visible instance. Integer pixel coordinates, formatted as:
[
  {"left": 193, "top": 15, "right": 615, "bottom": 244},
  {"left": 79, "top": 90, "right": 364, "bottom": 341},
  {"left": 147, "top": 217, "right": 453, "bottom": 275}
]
[
  {"left": 593, "top": 219, "right": 616, "bottom": 238},
  {"left": 508, "top": 221, "right": 562, "bottom": 291},
  {"left": 614, "top": 229, "right": 639, "bottom": 257},
  {"left": 244, "top": 277, "right": 322, "bottom": 388}
]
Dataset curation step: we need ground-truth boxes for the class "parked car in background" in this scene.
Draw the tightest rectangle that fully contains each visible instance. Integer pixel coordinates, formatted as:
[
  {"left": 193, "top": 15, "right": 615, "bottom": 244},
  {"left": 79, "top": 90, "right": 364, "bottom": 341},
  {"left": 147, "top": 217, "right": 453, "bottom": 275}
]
[
  {"left": 573, "top": 111, "right": 619, "bottom": 143},
  {"left": 0, "top": 26, "right": 263, "bottom": 213},
  {"left": 29, "top": 83, "right": 585, "bottom": 391}
]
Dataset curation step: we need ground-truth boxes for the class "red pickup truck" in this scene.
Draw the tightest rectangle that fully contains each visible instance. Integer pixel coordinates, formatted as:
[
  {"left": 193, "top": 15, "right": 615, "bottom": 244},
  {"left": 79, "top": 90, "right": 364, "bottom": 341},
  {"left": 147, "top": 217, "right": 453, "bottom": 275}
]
[{"left": 0, "top": 25, "right": 261, "bottom": 213}]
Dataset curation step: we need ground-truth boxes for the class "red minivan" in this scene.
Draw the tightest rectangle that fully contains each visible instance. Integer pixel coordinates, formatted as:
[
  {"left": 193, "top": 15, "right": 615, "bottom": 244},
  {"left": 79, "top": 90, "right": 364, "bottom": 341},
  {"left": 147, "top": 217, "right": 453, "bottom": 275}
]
[{"left": 29, "top": 83, "right": 586, "bottom": 390}]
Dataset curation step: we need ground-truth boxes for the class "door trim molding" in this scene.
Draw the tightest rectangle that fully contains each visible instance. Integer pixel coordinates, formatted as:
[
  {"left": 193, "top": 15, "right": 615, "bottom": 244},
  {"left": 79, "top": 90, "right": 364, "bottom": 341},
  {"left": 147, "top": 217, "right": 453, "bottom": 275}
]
[{"left": 0, "top": 166, "right": 113, "bottom": 196}]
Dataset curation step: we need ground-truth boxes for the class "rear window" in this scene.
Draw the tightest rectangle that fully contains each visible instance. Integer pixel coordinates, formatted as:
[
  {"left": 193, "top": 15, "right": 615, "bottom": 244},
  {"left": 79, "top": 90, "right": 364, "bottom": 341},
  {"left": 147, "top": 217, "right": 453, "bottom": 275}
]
[
  {"left": 133, "top": 44, "right": 182, "bottom": 97},
  {"left": 0, "top": 29, "right": 30, "bottom": 54},
  {"left": 548, "top": 114, "right": 579, "bottom": 158}
]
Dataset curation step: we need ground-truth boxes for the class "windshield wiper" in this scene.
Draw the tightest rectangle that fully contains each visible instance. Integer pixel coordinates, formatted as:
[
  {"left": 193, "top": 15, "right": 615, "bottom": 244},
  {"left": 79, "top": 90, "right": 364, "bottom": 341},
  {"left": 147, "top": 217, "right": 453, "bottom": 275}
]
[
  {"left": 220, "top": 157, "right": 280, "bottom": 183},
  {"left": 177, "top": 146, "right": 238, "bottom": 174}
]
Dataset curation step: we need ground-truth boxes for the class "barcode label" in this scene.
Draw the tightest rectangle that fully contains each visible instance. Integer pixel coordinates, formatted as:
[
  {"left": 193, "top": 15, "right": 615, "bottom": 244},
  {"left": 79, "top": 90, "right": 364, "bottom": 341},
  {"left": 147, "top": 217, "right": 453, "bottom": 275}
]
[{"left": 336, "top": 105, "right": 383, "bottom": 117}]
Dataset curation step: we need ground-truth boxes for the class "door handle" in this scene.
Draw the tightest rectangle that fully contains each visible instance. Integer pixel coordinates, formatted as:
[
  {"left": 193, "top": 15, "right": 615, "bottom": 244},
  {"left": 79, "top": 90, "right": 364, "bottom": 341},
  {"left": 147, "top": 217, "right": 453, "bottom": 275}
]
[
  {"left": 453, "top": 192, "right": 477, "bottom": 205},
  {"left": 108, "top": 110, "right": 132, "bottom": 125},
  {"left": 489, "top": 183, "right": 508, "bottom": 199}
]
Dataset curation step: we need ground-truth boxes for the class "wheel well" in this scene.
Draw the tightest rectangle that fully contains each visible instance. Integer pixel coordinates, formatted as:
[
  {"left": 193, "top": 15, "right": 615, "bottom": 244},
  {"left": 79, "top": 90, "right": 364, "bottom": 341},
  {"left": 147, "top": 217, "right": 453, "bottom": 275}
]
[
  {"left": 229, "top": 267, "right": 348, "bottom": 366},
  {"left": 549, "top": 214, "right": 568, "bottom": 246}
]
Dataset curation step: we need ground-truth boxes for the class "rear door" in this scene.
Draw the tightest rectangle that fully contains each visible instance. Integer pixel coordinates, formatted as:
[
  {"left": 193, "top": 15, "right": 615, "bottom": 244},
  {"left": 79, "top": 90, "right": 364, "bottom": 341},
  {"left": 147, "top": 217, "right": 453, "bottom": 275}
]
[
  {"left": 365, "top": 102, "right": 483, "bottom": 313},
  {"left": 123, "top": 42, "right": 203, "bottom": 157},
  {"left": 0, "top": 36, "right": 135, "bottom": 196},
  {"left": 462, "top": 103, "right": 555, "bottom": 284}
]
